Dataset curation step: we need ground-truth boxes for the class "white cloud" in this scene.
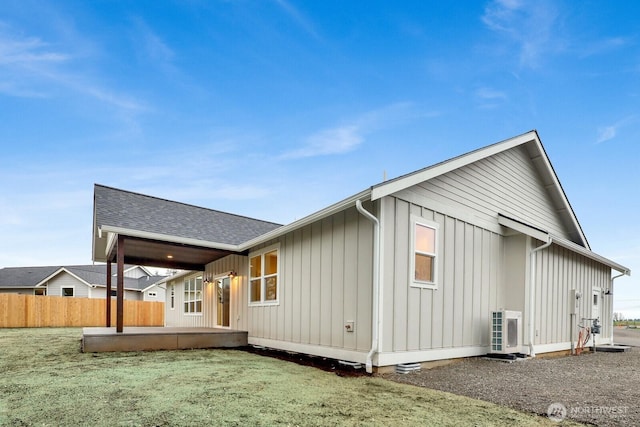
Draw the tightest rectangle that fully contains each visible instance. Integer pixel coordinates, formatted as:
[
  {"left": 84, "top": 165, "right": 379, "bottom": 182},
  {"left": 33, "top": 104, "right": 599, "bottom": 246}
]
[
  {"left": 131, "top": 17, "right": 176, "bottom": 72},
  {"left": 280, "top": 125, "right": 363, "bottom": 159},
  {"left": 481, "top": 0, "right": 561, "bottom": 68},
  {"left": 273, "top": 0, "right": 321, "bottom": 41},
  {"left": 278, "top": 102, "right": 433, "bottom": 160},
  {"left": 580, "top": 37, "right": 631, "bottom": 58},
  {"left": 596, "top": 126, "right": 617, "bottom": 144},
  {"left": 0, "top": 35, "right": 69, "bottom": 66},
  {"left": 0, "top": 28, "right": 147, "bottom": 112},
  {"left": 475, "top": 87, "right": 507, "bottom": 100},
  {"left": 596, "top": 115, "right": 639, "bottom": 144}
]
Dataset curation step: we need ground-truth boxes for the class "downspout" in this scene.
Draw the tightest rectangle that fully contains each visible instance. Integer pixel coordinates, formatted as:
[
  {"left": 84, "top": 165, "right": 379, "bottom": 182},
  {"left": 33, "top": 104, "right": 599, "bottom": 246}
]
[
  {"left": 609, "top": 271, "right": 628, "bottom": 345},
  {"left": 529, "top": 236, "right": 552, "bottom": 357},
  {"left": 356, "top": 199, "right": 379, "bottom": 374}
]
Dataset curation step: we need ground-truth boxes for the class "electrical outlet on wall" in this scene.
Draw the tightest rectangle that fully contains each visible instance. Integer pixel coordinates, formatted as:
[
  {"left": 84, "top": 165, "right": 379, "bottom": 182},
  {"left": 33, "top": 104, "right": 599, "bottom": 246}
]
[{"left": 344, "top": 321, "right": 355, "bottom": 332}]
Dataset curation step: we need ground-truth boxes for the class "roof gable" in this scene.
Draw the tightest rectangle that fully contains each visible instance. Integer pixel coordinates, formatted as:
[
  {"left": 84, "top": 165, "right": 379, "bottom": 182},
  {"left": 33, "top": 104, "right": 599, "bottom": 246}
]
[{"left": 371, "top": 130, "right": 589, "bottom": 248}]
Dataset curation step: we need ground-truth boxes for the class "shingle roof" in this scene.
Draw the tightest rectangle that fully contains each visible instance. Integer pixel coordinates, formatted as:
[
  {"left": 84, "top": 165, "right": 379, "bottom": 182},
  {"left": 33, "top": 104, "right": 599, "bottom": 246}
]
[
  {"left": 94, "top": 184, "right": 282, "bottom": 246},
  {"left": 0, "top": 266, "right": 59, "bottom": 288}
]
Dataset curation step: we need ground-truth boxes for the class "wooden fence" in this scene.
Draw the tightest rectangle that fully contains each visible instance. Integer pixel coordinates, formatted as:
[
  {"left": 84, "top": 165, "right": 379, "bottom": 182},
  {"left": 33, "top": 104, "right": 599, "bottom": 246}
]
[{"left": 0, "top": 294, "right": 164, "bottom": 328}]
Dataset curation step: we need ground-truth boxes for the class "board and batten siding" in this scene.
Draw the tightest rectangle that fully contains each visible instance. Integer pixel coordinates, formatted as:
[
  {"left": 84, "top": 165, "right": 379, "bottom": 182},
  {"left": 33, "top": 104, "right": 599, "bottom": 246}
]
[
  {"left": 404, "top": 144, "right": 572, "bottom": 242},
  {"left": 164, "top": 272, "right": 209, "bottom": 327},
  {"left": 533, "top": 243, "right": 612, "bottom": 346},
  {"left": 46, "top": 273, "right": 89, "bottom": 298},
  {"left": 91, "top": 287, "right": 141, "bottom": 300},
  {"left": 380, "top": 195, "right": 503, "bottom": 354},
  {"left": 247, "top": 204, "right": 374, "bottom": 356},
  {"left": 164, "top": 255, "right": 248, "bottom": 329}
]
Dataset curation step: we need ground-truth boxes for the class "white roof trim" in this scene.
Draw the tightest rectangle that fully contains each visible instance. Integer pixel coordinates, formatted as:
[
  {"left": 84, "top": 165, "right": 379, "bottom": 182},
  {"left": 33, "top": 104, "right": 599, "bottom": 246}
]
[
  {"left": 371, "top": 130, "right": 589, "bottom": 249},
  {"left": 551, "top": 237, "right": 629, "bottom": 276},
  {"left": 498, "top": 215, "right": 549, "bottom": 242},
  {"left": 238, "top": 189, "right": 372, "bottom": 250},
  {"left": 99, "top": 226, "right": 241, "bottom": 252},
  {"left": 155, "top": 270, "right": 191, "bottom": 284},
  {"left": 35, "top": 267, "right": 92, "bottom": 288},
  {"left": 499, "top": 214, "right": 630, "bottom": 275},
  {"left": 371, "top": 132, "right": 537, "bottom": 200},
  {"left": 123, "top": 265, "right": 154, "bottom": 276}
]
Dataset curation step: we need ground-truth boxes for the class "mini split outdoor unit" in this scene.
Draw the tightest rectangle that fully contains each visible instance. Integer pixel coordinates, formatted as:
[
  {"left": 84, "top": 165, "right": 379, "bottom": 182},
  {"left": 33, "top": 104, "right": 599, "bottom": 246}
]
[{"left": 490, "top": 310, "right": 522, "bottom": 354}]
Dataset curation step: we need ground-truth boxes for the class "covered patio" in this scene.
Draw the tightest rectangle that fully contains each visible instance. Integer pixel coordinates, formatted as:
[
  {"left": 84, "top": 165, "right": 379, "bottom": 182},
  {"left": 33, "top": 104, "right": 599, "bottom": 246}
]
[{"left": 87, "top": 184, "right": 282, "bottom": 352}]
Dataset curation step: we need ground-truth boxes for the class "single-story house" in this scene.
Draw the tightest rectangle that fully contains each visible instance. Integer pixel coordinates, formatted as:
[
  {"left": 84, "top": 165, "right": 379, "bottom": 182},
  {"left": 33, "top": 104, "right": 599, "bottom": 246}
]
[
  {"left": 0, "top": 264, "right": 167, "bottom": 301},
  {"left": 92, "top": 131, "right": 630, "bottom": 372}
]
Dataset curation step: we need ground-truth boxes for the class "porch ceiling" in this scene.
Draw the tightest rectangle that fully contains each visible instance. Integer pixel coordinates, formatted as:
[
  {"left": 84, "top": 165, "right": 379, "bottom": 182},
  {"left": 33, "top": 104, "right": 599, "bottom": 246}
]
[{"left": 108, "top": 236, "right": 235, "bottom": 271}]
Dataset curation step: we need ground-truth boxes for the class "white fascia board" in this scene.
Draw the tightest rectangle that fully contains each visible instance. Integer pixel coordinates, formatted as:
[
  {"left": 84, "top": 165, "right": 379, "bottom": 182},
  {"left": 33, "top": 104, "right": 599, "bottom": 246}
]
[
  {"left": 239, "top": 189, "right": 372, "bottom": 251},
  {"left": 35, "top": 267, "right": 92, "bottom": 288},
  {"left": 156, "top": 270, "right": 192, "bottom": 284},
  {"left": 498, "top": 215, "right": 550, "bottom": 243},
  {"left": 124, "top": 265, "right": 154, "bottom": 276},
  {"left": 498, "top": 214, "right": 630, "bottom": 275},
  {"left": 551, "top": 236, "right": 630, "bottom": 275},
  {"left": 99, "top": 226, "right": 241, "bottom": 252},
  {"left": 529, "top": 137, "right": 590, "bottom": 249},
  {"left": 140, "top": 283, "right": 161, "bottom": 293},
  {"left": 371, "top": 131, "right": 538, "bottom": 201}
]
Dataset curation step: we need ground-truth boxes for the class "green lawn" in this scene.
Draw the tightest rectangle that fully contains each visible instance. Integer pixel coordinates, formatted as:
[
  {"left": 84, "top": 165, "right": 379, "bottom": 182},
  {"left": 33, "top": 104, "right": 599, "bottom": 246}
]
[{"left": 0, "top": 328, "right": 577, "bottom": 426}]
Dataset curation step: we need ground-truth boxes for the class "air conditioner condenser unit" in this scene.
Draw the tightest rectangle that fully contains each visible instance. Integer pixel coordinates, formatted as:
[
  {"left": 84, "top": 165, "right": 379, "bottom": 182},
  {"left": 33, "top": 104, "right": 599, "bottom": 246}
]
[{"left": 490, "top": 310, "right": 522, "bottom": 354}]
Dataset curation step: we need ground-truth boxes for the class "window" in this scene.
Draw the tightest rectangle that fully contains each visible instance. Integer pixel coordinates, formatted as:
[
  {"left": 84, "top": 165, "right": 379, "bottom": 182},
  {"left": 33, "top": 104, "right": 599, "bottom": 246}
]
[
  {"left": 170, "top": 285, "right": 175, "bottom": 310},
  {"left": 61, "top": 287, "right": 74, "bottom": 297},
  {"left": 411, "top": 216, "right": 439, "bottom": 289},
  {"left": 249, "top": 244, "right": 279, "bottom": 305},
  {"left": 184, "top": 276, "right": 203, "bottom": 314},
  {"left": 110, "top": 290, "right": 117, "bottom": 297},
  {"left": 34, "top": 288, "right": 46, "bottom": 296}
]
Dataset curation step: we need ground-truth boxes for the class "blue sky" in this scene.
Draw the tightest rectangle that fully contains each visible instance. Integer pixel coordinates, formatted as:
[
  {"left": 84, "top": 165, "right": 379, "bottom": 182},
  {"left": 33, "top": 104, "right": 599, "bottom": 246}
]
[{"left": 1, "top": 1, "right": 639, "bottom": 315}]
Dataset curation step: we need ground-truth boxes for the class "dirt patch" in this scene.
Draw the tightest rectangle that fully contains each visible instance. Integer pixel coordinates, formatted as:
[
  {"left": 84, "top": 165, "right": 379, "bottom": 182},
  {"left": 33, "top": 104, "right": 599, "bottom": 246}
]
[{"left": 384, "top": 346, "right": 639, "bottom": 426}]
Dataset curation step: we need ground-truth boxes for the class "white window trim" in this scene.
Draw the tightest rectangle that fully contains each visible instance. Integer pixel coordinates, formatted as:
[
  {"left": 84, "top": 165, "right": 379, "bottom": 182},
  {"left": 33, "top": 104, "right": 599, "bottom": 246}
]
[
  {"left": 61, "top": 286, "right": 75, "bottom": 297},
  {"left": 410, "top": 215, "right": 439, "bottom": 290},
  {"left": 248, "top": 243, "right": 280, "bottom": 306},
  {"left": 183, "top": 275, "right": 203, "bottom": 316}
]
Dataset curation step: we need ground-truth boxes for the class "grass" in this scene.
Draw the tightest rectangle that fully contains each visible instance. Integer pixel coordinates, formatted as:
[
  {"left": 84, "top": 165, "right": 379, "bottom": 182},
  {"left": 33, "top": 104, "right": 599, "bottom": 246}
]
[{"left": 0, "top": 328, "right": 579, "bottom": 426}]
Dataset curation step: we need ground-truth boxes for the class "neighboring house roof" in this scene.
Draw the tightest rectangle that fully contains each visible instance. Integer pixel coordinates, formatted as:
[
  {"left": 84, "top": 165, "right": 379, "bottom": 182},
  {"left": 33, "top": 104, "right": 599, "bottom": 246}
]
[
  {"left": 0, "top": 264, "right": 167, "bottom": 292},
  {"left": 0, "top": 266, "right": 59, "bottom": 289}
]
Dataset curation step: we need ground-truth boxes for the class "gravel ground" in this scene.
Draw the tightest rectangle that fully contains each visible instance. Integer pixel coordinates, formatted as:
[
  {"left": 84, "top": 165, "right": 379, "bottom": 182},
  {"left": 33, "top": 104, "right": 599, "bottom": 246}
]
[{"left": 384, "top": 341, "right": 639, "bottom": 426}]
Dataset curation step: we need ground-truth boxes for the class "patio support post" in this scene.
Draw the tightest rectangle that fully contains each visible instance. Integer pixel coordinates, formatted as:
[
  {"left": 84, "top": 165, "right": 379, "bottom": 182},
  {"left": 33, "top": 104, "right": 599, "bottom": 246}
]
[
  {"left": 116, "top": 235, "right": 125, "bottom": 333},
  {"left": 106, "top": 260, "right": 112, "bottom": 327}
]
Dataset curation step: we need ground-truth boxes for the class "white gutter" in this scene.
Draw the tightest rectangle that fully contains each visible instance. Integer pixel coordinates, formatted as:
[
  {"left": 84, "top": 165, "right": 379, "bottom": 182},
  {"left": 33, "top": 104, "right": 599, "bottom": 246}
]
[
  {"left": 356, "top": 199, "right": 380, "bottom": 374},
  {"left": 609, "top": 271, "right": 630, "bottom": 345},
  {"left": 529, "top": 236, "right": 553, "bottom": 357}
]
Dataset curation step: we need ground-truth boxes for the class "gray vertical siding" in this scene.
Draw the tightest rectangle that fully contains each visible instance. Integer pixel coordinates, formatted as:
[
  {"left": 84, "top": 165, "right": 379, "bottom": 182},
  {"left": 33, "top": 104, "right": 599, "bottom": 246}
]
[
  {"left": 381, "top": 196, "right": 503, "bottom": 353},
  {"left": 164, "top": 256, "right": 248, "bottom": 328},
  {"left": 533, "top": 243, "right": 612, "bottom": 345},
  {"left": 46, "top": 273, "right": 89, "bottom": 298},
  {"left": 412, "top": 145, "right": 572, "bottom": 242},
  {"left": 246, "top": 204, "right": 373, "bottom": 354}
]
